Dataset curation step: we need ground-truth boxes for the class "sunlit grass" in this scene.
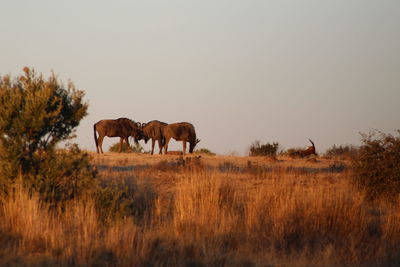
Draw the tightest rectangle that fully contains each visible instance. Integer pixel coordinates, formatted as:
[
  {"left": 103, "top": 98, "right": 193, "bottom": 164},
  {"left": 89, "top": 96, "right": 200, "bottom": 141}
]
[{"left": 0, "top": 153, "right": 399, "bottom": 266}]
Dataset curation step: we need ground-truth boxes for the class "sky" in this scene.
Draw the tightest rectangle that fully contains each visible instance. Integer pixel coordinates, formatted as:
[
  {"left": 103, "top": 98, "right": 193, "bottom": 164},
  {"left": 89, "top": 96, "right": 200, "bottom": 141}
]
[{"left": 1, "top": 0, "right": 399, "bottom": 155}]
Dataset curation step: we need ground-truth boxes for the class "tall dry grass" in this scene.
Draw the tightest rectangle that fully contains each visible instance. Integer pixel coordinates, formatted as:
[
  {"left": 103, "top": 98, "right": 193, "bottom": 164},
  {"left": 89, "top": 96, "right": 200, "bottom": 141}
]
[{"left": 1, "top": 155, "right": 400, "bottom": 266}]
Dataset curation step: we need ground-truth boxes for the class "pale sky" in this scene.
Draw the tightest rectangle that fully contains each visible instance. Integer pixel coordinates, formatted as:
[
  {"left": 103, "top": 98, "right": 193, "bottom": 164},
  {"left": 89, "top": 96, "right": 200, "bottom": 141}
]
[{"left": 1, "top": 0, "right": 399, "bottom": 154}]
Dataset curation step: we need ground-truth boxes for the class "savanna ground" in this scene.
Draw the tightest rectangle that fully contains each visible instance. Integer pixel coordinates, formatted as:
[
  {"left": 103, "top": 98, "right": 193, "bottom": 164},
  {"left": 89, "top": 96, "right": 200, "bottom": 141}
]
[{"left": 1, "top": 152, "right": 399, "bottom": 266}]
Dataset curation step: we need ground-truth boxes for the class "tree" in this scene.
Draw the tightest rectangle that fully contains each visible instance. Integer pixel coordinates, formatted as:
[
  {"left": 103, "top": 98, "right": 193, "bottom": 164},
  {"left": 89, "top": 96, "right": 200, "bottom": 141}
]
[{"left": 0, "top": 67, "right": 93, "bottom": 200}]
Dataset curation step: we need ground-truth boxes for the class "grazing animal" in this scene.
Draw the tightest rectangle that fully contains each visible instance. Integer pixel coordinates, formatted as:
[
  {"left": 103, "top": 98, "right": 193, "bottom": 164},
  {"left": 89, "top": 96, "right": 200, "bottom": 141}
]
[
  {"left": 94, "top": 118, "right": 145, "bottom": 154},
  {"left": 289, "top": 139, "right": 317, "bottom": 158},
  {"left": 163, "top": 122, "right": 200, "bottom": 156},
  {"left": 141, "top": 120, "right": 168, "bottom": 155}
]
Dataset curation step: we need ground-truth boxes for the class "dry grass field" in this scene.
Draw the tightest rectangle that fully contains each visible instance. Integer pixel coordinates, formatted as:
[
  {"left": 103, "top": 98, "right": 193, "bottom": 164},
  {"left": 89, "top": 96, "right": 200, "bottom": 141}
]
[{"left": 1, "top": 152, "right": 400, "bottom": 266}]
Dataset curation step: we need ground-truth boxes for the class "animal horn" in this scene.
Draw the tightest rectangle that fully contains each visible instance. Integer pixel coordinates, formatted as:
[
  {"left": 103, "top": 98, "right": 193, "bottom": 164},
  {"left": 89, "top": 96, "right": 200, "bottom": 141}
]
[
  {"left": 308, "top": 139, "right": 315, "bottom": 148},
  {"left": 196, "top": 138, "right": 200, "bottom": 144}
]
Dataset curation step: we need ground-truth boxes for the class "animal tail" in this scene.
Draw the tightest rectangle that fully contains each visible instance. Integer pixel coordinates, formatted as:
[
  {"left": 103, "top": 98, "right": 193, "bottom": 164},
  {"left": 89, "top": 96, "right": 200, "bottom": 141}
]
[{"left": 94, "top": 124, "right": 99, "bottom": 152}]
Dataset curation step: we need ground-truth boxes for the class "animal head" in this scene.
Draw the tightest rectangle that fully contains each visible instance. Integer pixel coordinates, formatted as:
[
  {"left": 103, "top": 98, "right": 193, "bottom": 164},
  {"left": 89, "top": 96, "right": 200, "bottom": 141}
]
[
  {"left": 131, "top": 128, "right": 146, "bottom": 143},
  {"left": 189, "top": 138, "right": 201, "bottom": 153},
  {"left": 139, "top": 123, "right": 150, "bottom": 143}
]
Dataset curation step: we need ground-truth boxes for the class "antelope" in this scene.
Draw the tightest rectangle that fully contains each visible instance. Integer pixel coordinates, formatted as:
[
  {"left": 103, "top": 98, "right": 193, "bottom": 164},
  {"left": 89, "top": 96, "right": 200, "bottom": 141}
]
[
  {"left": 289, "top": 139, "right": 317, "bottom": 158},
  {"left": 94, "top": 118, "right": 145, "bottom": 153},
  {"left": 141, "top": 120, "right": 168, "bottom": 155},
  {"left": 162, "top": 122, "right": 200, "bottom": 156}
]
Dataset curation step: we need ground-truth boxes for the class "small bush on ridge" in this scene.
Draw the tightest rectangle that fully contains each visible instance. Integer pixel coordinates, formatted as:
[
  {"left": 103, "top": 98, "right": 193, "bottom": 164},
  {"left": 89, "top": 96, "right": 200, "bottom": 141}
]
[
  {"left": 109, "top": 142, "right": 143, "bottom": 153},
  {"left": 249, "top": 141, "right": 279, "bottom": 157},
  {"left": 325, "top": 144, "right": 358, "bottom": 159},
  {"left": 194, "top": 148, "right": 216, "bottom": 155}
]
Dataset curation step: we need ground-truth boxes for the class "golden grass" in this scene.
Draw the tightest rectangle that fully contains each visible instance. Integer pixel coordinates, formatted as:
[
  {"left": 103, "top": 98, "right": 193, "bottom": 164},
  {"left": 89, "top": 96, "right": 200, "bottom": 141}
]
[{"left": 1, "top": 153, "right": 399, "bottom": 266}]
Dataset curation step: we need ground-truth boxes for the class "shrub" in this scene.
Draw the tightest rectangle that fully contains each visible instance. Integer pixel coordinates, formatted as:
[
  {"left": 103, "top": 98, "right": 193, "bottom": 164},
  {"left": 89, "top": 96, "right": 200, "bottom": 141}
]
[
  {"left": 249, "top": 141, "right": 279, "bottom": 157},
  {"left": 325, "top": 144, "right": 358, "bottom": 159},
  {"left": 94, "top": 178, "right": 156, "bottom": 223},
  {"left": 194, "top": 148, "right": 216, "bottom": 155},
  {"left": 108, "top": 142, "right": 143, "bottom": 153},
  {"left": 0, "top": 67, "right": 93, "bottom": 202},
  {"left": 31, "top": 144, "right": 97, "bottom": 203},
  {"left": 352, "top": 130, "right": 400, "bottom": 200}
]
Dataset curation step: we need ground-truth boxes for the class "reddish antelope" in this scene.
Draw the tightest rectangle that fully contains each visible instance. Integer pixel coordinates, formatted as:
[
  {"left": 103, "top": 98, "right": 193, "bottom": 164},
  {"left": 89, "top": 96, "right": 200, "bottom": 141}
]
[
  {"left": 163, "top": 122, "right": 200, "bottom": 156},
  {"left": 93, "top": 118, "right": 145, "bottom": 154},
  {"left": 141, "top": 120, "right": 168, "bottom": 155},
  {"left": 289, "top": 139, "right": 317, "bottom": 158}
]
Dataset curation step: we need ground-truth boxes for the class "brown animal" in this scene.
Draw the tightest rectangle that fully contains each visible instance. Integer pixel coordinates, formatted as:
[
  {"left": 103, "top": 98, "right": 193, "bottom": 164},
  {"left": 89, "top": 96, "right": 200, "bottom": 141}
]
[
  {"left": 289, "top": 139, "right": 317, "bottom": 158},
  {"left": 163, "top": 122, "right": 200, "bottom": 156},
  {"left": 141, "top": 120, "right": 168, "bottom": 155},
  {"left": 94, "top": 118, "right": 145, "bottom": 154}
]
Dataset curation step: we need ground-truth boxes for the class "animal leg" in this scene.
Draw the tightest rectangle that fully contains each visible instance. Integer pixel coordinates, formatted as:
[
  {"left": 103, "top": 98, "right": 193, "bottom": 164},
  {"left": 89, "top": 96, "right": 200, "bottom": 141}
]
[
  {"left": 125, "top": 137, "right": 130, "bottom": 151},
  {"left": 98, "top": 135, "right": 105, "bottom": 154},
  {"left": 94, "top": 125, "right": 99, "bottom": 154},
  {"left": 151, "top": 139, "right": 155, "bottom": 155},
  {"left": 158, "top": 139, "right": 163, "bottom": 154},
  {"left": 182, "top": 141, "right": 186, "bottom": 156},
  {"left": 164, "top": 137, "right": 171, "bottom": 154},
  {"left": 119, "top": 137, "right": 124, "bottom": 153}
]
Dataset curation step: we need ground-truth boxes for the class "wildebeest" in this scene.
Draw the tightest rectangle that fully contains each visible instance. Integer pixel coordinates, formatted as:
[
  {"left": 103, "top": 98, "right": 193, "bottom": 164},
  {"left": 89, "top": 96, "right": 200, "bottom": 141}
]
[
  {"left": 289, "top": 139, "right": 317, "bottom": 158},
  {"left": 141, "top": 120, "right": 168, "bottom": 155},
  {"left": 93, "top": 118, "right": 145, "bottom": 154},
  {"left": 163, "top": 122, "right": 200, "bottom": 155}
]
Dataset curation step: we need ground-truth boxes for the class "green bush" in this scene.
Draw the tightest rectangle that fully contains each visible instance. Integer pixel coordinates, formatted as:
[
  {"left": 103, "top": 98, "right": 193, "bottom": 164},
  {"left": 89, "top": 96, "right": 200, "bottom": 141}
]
[
  {"left": 94, "top": 178, "right": 156, "bottom": 223},
  {"left": 325, "top": 144, "right": 358, "bottom": 159},
  {"left": 0, "top": 67, "right": 93, "bottom": 202},
  {"left": 249, "top": 141, "right": 279, "bottom": 157},
  {"left": 194, "top": 148, "right": 216, "bottom": 155},
  {"left": 32, "top": 144, "right": 97, "bottom": 203},
  {"left": 108, "top": 142, "right": 143, "bottom": 153},
  {"left": 352, "top": 130, "right": 400, "bottom": 200}
]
